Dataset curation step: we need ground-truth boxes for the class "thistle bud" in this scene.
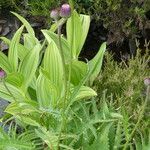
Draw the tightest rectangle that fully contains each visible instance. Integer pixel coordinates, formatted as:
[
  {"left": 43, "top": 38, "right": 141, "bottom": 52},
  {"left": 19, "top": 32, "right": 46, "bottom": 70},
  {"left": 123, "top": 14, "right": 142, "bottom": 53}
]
[
  {"left": 144, "top": 78, "right": 150, "bottom": 86},
  {"left": 0, "top": 70, "right": 6, "bottom": 79},
  {"left": 50, "top": 9, "right": 59, "bottom": 20},
  {"left": 60, "top": 4, "right": 71, "bottom": 18}
]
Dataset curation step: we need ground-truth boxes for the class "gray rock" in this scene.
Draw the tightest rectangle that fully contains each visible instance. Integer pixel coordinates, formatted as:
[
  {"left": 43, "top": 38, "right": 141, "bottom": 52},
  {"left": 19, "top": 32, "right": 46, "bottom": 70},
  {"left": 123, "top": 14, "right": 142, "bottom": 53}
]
[
  {"left": 0, "top": 98, "right": 8, "bottom": 118},
  {"left": 0, "top": 25, "right": 2, "bottom": 33},
  {"left": 0, "top": 20, "right": 7, "bottom": 24},
  {"left": 2, "top": 26, "right": 10, "bottom": 36},
  {"left": 0, "top": 41, "right": 9, "bottom": 51}
]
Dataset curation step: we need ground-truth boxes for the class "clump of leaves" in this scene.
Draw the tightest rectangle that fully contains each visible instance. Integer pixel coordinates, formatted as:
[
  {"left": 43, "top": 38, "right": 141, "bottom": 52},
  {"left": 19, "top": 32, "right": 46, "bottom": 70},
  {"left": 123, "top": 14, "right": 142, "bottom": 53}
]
[
  {"left": 0, "top": 4, "right": 107, "bottom": 149},
  {"left": 94, "top": 47, "right": 150, "bottom": 149}
]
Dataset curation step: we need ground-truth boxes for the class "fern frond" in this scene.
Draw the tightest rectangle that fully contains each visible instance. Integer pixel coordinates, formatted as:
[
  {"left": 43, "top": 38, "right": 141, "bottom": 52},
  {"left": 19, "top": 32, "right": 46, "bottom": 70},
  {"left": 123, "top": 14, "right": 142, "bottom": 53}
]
[{"left": 0, "top": 125, "right": 36, "bottom": 150}]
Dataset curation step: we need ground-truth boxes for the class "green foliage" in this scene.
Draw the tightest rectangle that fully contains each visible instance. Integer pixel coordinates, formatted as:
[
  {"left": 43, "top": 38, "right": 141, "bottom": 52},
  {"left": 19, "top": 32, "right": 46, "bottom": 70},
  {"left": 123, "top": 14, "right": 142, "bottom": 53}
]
[
  {"left": 1, "top": 0, "right": 148, "bottom": 45},
  {"left": 27, "top": 0, "right": 60, "bottom": 16},
  {"left": 0, "top": 10, "right": 106, "bottom": 149},
  {"left": 0, "top": 123, "right": 37, "bottom": 150},
  {"left": 94, "top": 49, "right": 150, "bottom": 149},
  {"left": 0, "top": 4, "right": 149, "bottom": 149},
  {"left": 0, "top": 0, "right": 19, "bottom": 9},
  {"left": 96, "top": 50, "right": 150, "bottom": 110}
]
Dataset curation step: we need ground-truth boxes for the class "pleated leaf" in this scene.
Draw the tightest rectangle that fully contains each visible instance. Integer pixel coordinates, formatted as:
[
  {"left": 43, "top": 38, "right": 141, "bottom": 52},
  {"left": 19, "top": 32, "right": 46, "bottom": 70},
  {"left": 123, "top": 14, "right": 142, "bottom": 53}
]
[
  {"left": 8, "top": 25, "right": 24, "bottom": 72},
  {"left": 0, "top": 37, "right": 29, "bottom": 61},
  {"left": 0, "top": 82, "right": 25, "bottom": 102},
  {"left": 74, "top": 86, "right": 97, "bottom": 101},
  {"left": 5, "top": 101, "right": 38, "bottom": 116},
  {"left": 42, "top": 31, "right": 64, "bottom": 95},
  {"left": 5, "top": 72, "right": 24, "bottom": 87},
  {"left": 88, "top": 42, "right": 106, "bottom": 85},
  {"left": 36, "top": 71, "right": 58, "bottom": 108},
  {"left": 67, "top": 10, "right": 82, "bottom": 58},
  {"left": 0, "top": 51, "right": 12, "bottom": 73},
  {"left": 67, "top": 11, "right": 90, "bottom": 58},
  {"left": 69, "top": 60, "right": 87, "bottom": 85},
  {"left": 11, "top": 12, "right": 35, "bottom": 36},
  {"left": 19, "top": 43, "right": 41, "bottom": 90},
  {"left": 43, "top": 30, "right": 71, "bottom": 62},
  {"left": 23, "top": 33, "right": 37, "bottom": 50},
  {"left": 78, "top": 14, "right": 90, "bottom": 56}
]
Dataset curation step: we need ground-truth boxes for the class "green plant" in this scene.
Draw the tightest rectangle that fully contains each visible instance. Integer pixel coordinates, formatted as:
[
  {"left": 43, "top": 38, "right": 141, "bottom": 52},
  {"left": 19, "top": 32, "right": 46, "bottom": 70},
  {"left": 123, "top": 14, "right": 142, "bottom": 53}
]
[
  {"left": 94, "top": 48, "right": 150, "bottom": 149},
  {"left": 0, "top": 0, "right": 21, "bottom": 12},
  {"left": 0, "top": 123, "right": 39, "bottom": 150},
  {"left": 27, "top": 0, "right": 60, "bottom": 16},
  {"left": 0, "top": 5, "right": 108, "bottom": 149}
]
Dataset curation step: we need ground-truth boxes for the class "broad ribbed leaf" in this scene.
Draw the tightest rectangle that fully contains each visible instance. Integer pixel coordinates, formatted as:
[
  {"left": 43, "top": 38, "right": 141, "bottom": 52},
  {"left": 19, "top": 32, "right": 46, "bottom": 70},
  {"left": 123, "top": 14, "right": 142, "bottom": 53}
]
[
  {"left": 88, "top": 42, "right": 106, "bottom": 85},
  {"left": 5, "top": 72, "right": 24, "bottom": 87},
  {"left": 0, "top": 82, "right": 25, "bottom": 102},
  {"left": 69, "top": 60, "right": 87, "bottom": 85},
  {"left": 23, "top": 33, "right": 37, "bottom": 50},
  {"left": 0, "top": 37, "right": 29, "bottom": 61},
  {"left": 0, "top": 37, "right": 10, "bottom": 45},
  {"left": 42, "top": 31, "right": 64, "bottom": 95},
  {"left": 67, "top": 10, "right": 82, "bottom": 58},
  {"left": 19, "top": 44, "right": 41, "bottom": 90},
  {"left": 67, "top": 11, "right": 90, "bottom": 58},
  {"left": 36, "top": 72, "right": 58, "bottom": 108},
  {"left": 17, "top": 43, "right": 30, "bottom": 61},
  {"left": 5, "top": 101, "right": 38, "bottom": 116},
  {"left": 11, "top": 12, "right": 35, "bottom": 36},
  {"left": 44, "top": 30, "right": 71, "bottom": 62},
  {"left": 0, "top": 51, "right": 12, "bottom": 73},
  {"left": 74, "top": 86, "right": 97, "bottom": 101},
  {"left": 49, "top": 18, "right": 66, "bottom": 32},
  {"left": 78, "top": 14, "right": 90, "bottom": 56},
  {"left": 8, "top": 25, "right": 24, "bottom": 72},
  {"left": 35, "top": 127, "right": 58, "bottom": 149}
]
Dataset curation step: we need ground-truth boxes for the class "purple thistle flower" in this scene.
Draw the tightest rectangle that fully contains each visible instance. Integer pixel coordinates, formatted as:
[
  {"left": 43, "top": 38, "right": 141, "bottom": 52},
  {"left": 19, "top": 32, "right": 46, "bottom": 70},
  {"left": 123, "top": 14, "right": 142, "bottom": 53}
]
[
  {"left": 0, "top": 70, "right": 6, "bottom": 78},
  {"left": 144, "top": 78, "right": 150, "bottom": 86},
  {"left": 50, "top": 9, "right": 59, "bottom": 20},
  {"left": 60, "top": 4, "right": 71, "bottom": 18}
]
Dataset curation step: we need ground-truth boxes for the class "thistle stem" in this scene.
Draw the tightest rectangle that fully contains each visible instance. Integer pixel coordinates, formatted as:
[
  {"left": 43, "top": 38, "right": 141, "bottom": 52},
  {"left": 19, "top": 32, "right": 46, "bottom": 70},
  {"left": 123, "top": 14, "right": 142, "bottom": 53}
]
[
  {"left": 57, "top": 24, "right": 68, "bottom": 109},
  {"left": 57, "top": 21, "right": 68, "bottom": 150}
]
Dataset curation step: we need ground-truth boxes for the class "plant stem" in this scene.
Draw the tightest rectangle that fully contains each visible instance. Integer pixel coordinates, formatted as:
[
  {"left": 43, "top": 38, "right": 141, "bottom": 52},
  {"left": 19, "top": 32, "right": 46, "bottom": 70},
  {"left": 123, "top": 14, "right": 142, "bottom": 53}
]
[
  {"left": 123, "top": 86, "right": 150, "bottom": 150},
  {"left": 57, "top": 21, "right": 68, "bottom": 150},
  {"left": 2, "top": 79, "right": 16, "bottom": 101},
  {"left": 57, "top": 24, "right": 68, "bottom": 109}
]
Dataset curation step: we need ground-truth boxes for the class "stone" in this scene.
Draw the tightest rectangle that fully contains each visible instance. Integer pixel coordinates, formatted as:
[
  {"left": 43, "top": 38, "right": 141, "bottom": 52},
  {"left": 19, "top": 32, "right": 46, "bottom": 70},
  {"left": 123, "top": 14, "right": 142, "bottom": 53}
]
[
  {"left": 0, "top": 98, "right": 8, "bottom": 118},
  {"left": 2, "top": 26, "right": 10, "bottom": 36}
]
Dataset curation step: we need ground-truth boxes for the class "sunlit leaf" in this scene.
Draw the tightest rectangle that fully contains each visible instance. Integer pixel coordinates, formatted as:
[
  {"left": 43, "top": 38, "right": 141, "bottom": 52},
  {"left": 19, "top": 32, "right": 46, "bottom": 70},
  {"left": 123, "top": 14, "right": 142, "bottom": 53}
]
[
  {"left": 8, "top": 25, "right": 24, "bottom": 72},
  {"left": 36, "top": 70, "right": 58, "bottom": 108},
  {"left": 67, "top": 10, "right": 82, "bottom": 58},
  {"left": 68, "top": 60, "right": 87, "bottom": 85},
  {"left": 42, "top": 30, "right": 64, "bottom": 95},
  {"left": 88, "top": 42, "right": 106, "bottom": 85},
  {"left": 67, "top": 11, "right": 90, "bottom": 58},
  {"left": 5, "top": 72, "right": 24, "bottom": 87},
  {"left": 0, "top": 51, "right": 12, "bottom": 73},
  {"left": 23, "top": 33, "right": 37, "bottom": 50},
  {"left": 43, "top": 30, "right": 71, "bottom": 62},
  {"left": 73, "top": 86, "right": 97, "bottom": 101},
  {"left": 19, "top": 43, "right": 41, "bottom": 90},
  {"left": 11, "top": 12, "right": 35, "bottom": 36},
  {"left": 0, "top": 82, "right": 25, "bottom": 102}
]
